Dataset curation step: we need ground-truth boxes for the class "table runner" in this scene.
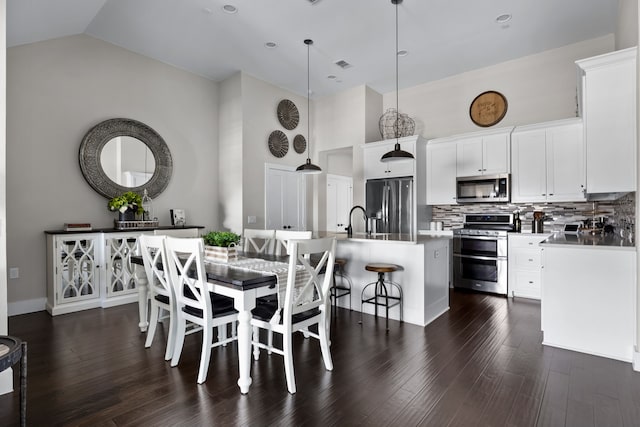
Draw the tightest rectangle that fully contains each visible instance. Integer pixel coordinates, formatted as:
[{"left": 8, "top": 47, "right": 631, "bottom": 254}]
[{"left": 205, "top": 257, "right": 312, "bottom": 324}]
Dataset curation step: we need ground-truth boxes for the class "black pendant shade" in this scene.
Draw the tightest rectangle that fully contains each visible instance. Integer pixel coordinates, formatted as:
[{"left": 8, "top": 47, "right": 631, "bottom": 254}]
[
  {"left": 381, "top": 0, "right": 415, "bottom": 163},
  {"left": 297, "top": 39, "right": 322, "bottom": 175},
  {"left": 381, "top": 142, "right": 414, "bottom": 162}
]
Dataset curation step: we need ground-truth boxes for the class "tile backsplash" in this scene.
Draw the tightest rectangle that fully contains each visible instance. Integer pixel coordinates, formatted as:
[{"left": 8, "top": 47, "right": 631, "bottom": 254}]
[{"left": 431, "top": 192, "right": 636, "bottom": 233}]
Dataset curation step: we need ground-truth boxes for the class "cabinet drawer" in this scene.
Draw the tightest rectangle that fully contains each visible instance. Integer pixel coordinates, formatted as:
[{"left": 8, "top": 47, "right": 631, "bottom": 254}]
[
  {"left": 512, "top": 248, "right": 542, "bottom": 270},
  {"left": 511, "top": 271, "right": 541, "bottom": 299},
  {"left": 508, "top": 235, "right": 548, "bottom": 249}
]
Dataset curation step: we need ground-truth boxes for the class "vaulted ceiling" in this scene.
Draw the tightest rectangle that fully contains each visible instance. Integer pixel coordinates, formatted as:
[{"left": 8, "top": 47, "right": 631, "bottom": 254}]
[{"left": 7, "top": 0, "right": 619, "bottom": 98}]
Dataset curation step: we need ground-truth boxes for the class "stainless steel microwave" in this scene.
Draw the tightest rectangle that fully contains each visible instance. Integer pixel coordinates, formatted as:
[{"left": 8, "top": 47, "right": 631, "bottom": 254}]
[{"left": 456, "top": 174, "right": 510, "bottom": 203}]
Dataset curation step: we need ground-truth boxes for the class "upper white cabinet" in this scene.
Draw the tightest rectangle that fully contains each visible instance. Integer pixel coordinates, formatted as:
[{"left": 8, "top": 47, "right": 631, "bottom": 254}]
[
  {"left": 511, "top": 118, "right": 585, "bottom": 203},
  {"left": 363, "top": 136, "right": 417, "bottom": 180},
  {"left": 576, "top": 48, "right": 637, "bottom": 194},
  {"left": 455, "top": 128, "right": 512, "bottom": 177},
  {"left": 426, "top": 140, "right": 457, "bottom": 205}
]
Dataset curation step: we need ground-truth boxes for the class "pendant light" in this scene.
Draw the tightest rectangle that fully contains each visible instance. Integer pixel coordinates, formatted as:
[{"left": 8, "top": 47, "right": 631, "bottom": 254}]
[
  {"left": 296, "top": 39, "right": 322, "bottom": 174},
  {"left": 381, "top": 0, "right": 415, "bottom": 163}
]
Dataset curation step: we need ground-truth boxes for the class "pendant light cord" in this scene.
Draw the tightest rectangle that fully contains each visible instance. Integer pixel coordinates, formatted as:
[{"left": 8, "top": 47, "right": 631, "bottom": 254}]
[
  {"left": 307, "top": 39, "right": 311, "bottom": 161},
  {"left": 395, "top": 0, "right": 399, "bottom": 141}
]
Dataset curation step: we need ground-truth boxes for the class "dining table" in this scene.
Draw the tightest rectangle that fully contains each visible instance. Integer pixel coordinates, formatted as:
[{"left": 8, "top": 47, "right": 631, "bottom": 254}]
[{"left": 130, "top": 253, "right": 280, "bottom": 394}]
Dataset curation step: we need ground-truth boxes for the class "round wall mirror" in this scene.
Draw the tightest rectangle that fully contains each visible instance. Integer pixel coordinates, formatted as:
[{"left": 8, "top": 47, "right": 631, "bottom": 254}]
[{"left": 79, "top": 118, "right": 172, "bottom": 199}]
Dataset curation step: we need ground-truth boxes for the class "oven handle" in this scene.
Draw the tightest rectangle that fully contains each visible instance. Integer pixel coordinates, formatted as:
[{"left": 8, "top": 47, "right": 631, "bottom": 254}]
[
  {"left": 454, "top": 235, "right": 507, "bottom": 241},
  {"left": 453, "top": 253, "right": 506, "bottom": 262}
]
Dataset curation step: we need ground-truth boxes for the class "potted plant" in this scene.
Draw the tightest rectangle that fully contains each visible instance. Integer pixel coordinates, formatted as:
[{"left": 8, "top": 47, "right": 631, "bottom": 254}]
[
  {"left": 108, "top": 191, "right": 144, "bottom": 221},
  {"left": 202, "top": 231, "right": 241, "bottom": 263}
]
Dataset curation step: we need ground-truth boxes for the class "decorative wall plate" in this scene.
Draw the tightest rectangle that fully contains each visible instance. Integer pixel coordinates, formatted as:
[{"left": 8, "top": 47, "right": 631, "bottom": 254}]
[
  {"left": 293, "top": 134, "right": 306, "bottom": 154},
  {"left": 268, "top": 130, "right": 289, "bottom": 158},
  {"left": 469, "top": 91, "right": 508, "bottom": 127},
  {"left": 277, "top": 99, "right": 300, "bottom": 130}
]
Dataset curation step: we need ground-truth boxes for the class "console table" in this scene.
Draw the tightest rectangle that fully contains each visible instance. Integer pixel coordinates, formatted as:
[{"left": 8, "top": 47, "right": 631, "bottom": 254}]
[{"left": 44, "top": 226, "right": 203, "bottom": 316}]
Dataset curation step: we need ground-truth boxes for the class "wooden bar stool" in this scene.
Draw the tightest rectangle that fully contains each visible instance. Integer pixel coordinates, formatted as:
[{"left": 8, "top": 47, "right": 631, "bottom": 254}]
[
  {"left": 330, "top": 258, "right": 352, "bottom": 311},
  {"left": 360, "top": 263, "right": 403, "bottom": 330}
]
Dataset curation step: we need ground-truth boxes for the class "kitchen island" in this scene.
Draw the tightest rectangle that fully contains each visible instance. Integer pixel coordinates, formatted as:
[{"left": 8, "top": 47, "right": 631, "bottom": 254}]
[
  {"left": 318, "top": 232, "right": 450, "bottom": 327},
  {"left": 540, "top": 232, "right": 637, "bottom": 364}
]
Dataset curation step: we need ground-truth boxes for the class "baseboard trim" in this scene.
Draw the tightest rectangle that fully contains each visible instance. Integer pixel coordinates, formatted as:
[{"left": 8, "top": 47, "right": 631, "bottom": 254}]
[
  {"left": 633, "top": 349, "right": 640, "bottom": 372},
  {"left": 8, "top": 298, "right": 47, "bottom": 316}
]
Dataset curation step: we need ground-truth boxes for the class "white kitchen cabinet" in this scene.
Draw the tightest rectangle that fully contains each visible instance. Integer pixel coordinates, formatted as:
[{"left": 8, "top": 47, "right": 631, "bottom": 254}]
[
  {"left": 576, "top": 47, "right": 637, "bottom": 194},
  {"left": 541, "top": 244, "right": 636, "bottom": 362},
  {"left": 455, "top": 128, "right": 512, "bottom": 177},
  {"left": 426, "top": 140, "right": 457, "bottom": 205},
  {"left": 46, "top": 227, "right": 201, "bottom": 315},
  {"left": 511, "top": 118, "right": 585, "bottom": 203},
  {"left": 507, "top": 233, "right": 550, "bottom": 300},
  {"left": 326, "top": 174, "right": 353, "bottom": 232},
  {"left": 363, "top": 137, "right": 416, "bottom": 180}
]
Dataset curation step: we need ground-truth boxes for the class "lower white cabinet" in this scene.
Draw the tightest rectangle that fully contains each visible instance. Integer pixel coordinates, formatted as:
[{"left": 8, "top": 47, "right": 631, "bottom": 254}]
[
  {"left": 45, "top": 228, "right": 200, "bottom": 315},
  {"left": 507, "top": 233, "right": 551, "bottom": 300}
]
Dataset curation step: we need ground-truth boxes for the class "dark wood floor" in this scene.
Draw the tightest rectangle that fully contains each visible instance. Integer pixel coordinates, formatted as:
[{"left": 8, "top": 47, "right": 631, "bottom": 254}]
[{"left": 2, "top": 290, "right": 640, "bottom": 426}]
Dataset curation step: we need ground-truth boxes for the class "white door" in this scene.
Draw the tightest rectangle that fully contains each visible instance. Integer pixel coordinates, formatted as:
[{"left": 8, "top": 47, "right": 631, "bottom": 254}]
[
  {"left": 326, "top": 175, "right": 353, "bottom": 232},
  {"left": 265, "top": 165, "right": 306, "bottom": 230}
]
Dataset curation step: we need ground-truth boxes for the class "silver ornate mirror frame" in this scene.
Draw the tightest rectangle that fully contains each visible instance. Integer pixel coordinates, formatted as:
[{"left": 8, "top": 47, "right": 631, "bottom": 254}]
[{"left": 79, "top": 118, "right": 173, "bottom": 199}]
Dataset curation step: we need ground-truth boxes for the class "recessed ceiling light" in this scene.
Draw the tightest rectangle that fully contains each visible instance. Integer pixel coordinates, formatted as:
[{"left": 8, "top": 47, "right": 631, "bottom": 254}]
[
  {"left": 265, "top": 42, "right": 277, "bottom": 49},
  {"left": 222, "top": 4, "right": 238, "bottom": 14},
  {"left": 397, "top": 50, "right": 408, "bottom": 57},
  {"left": 327, "top": 75, "right": 337, "bottom": 79},
  {"left": 495, "top": 13, "right": 512, "bottom": 24}
]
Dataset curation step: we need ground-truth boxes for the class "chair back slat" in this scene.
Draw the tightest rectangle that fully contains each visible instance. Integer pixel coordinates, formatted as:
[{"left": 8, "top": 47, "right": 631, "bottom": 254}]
[
  {"left": 164, "top": 237, "right": 211, "bottom": 317},
  {"left": 274, "top": 230, "right": 312, "bottom": 256},
  {"left": 242, "top": 229, "right": 276, "bottom": 254},
  {"left": 283, "top": 238, "right": 336, "bottom": 321},
  {"left": 139, "top": 235, "right": 171, "bottom": 299}
]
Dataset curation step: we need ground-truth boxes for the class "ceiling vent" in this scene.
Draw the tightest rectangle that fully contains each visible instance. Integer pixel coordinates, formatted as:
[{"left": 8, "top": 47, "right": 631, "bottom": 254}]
[
  {"left": 307, "top": 0, "right": 322, "bottom": 4},
  {"left": 334, "top": 60, "right": 352, "bottom": 69}
]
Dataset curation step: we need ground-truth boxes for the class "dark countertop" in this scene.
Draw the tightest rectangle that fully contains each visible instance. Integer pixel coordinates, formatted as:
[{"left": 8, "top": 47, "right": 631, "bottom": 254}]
[
  {"left": 540, "top": 232, "right": 636, "bottom": 251},
  {"left": 45, "top": 225, "right": 205, "bottom": 234}
]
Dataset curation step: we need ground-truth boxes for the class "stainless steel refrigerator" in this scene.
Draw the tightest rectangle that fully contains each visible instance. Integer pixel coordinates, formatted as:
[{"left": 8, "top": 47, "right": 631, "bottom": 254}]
[{"left": 365, "top": 177, "right": 413, "bottom": 234}]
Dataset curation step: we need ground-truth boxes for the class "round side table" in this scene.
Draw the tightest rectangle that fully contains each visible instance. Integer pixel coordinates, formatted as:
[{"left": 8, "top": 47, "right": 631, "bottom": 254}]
[{"left": 0, "top": 336, "right": 27, "bottom": 427}]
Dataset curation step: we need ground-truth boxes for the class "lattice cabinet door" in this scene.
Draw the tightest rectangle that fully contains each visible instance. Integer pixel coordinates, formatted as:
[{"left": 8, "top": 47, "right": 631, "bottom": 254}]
[
  {"left": 104, "top": 233, "right": 143, "bottom": 300},
  {"left": 47, "top": 234, "right": 102, "bottom": 315}
]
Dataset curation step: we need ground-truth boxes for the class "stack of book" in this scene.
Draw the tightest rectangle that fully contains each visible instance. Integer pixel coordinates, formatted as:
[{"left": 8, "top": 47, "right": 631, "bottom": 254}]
[{"left": 64, "top": 223, "right": 92, "bottom": 232}]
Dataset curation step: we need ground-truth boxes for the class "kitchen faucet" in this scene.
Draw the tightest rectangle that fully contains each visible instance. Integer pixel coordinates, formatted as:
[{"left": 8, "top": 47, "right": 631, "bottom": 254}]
[{"left": 346, "top": 205, "right": 368, "bottom": 237}]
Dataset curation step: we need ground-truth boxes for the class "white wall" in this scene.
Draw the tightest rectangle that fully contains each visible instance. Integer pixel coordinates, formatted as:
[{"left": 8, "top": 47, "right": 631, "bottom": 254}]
[
  {"left": 383, "top": 36, "right": 615, "bottom": 139},
  {"left": 0, "top": 0, "right": 11, "bottom": 396},
  {"left": 617, "top": 0, "right": 639, "bottom": 49},
  {"left": 6, "top": 34, "right": 220, "bottom": 312},
  {"left": 240, "top": 73, "right": 312, "bottom": 230},
  {"left": 218, "top": 72, "right": 243, "bottom": 234}
]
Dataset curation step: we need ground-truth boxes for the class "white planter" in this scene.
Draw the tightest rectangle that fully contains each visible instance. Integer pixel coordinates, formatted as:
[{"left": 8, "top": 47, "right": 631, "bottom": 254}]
[{"left": 204, "top": 245, "right": 238, "bottom": 263}]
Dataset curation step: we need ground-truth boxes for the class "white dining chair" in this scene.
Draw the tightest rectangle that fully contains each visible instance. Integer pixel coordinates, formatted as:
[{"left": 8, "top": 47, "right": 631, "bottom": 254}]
[
  {"left": 164, "top": 236, "right": 239, "bottom": 384},
  {"left": 251, "top": 237, "right": 336, "bottom": 394},
  {"left": 153, "top": 228, "right": 200, "bottom": 238},
  {"left": 242, "top": 229, "right": 276, "bottom": 255},
  {"left": 273, "top": 230, "right": 312, "bottom": 256},
  {"left": 139, "top": 234, "right": 175, "bottom": 361}
]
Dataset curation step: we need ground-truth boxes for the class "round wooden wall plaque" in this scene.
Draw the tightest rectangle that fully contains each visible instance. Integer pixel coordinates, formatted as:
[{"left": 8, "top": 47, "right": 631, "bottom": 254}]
[{"left": 469, "top": 91, "right": 508, "bottom": 127}]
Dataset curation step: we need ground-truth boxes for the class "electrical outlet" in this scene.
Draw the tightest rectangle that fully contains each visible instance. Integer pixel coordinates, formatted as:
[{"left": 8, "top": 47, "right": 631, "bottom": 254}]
[
  {"left": 9, "top": 267, "right": 19, "bottom": 279},
  {"left": 247, "top": 216, "right": 257, "bottom": 224}
]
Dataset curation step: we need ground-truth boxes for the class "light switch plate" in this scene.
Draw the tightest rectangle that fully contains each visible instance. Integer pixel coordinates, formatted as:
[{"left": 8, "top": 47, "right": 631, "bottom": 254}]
[
  {"left": 248, "top": 216, "right": 257, "bottom": 224},
  {"left": 9, "top": 268, "right": 19, "bottom": 279}
]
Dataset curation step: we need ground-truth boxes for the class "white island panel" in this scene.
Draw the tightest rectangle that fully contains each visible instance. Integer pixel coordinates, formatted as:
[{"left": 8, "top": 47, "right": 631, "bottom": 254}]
[{"left": 334, "top": 236, "right": 450, "bottom": 327}]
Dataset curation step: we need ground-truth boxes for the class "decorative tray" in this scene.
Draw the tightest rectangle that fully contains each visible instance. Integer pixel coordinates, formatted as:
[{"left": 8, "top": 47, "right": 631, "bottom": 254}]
[{"left": 114, "top": 220, "right": 159, "bottom": 230}]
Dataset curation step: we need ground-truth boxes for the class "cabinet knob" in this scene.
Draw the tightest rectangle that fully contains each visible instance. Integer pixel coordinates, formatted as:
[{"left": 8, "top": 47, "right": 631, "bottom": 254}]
[
  {"left": 477, "top": 169, "right": 482, "bottom": 172},
  {"left": 528, "top": 259, "right": 534, "bottom": 262},
  {"left": 549, "top": 193, "right": 554, "bottom": 196},
  {"left": 541, "top": 194, "right": 546, "bottom": 196}
]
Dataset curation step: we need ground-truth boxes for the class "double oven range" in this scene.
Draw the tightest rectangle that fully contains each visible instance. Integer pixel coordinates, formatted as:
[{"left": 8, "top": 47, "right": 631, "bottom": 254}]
[{"left": 453, "top": 214, "right": 514, "bottom": 295}]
